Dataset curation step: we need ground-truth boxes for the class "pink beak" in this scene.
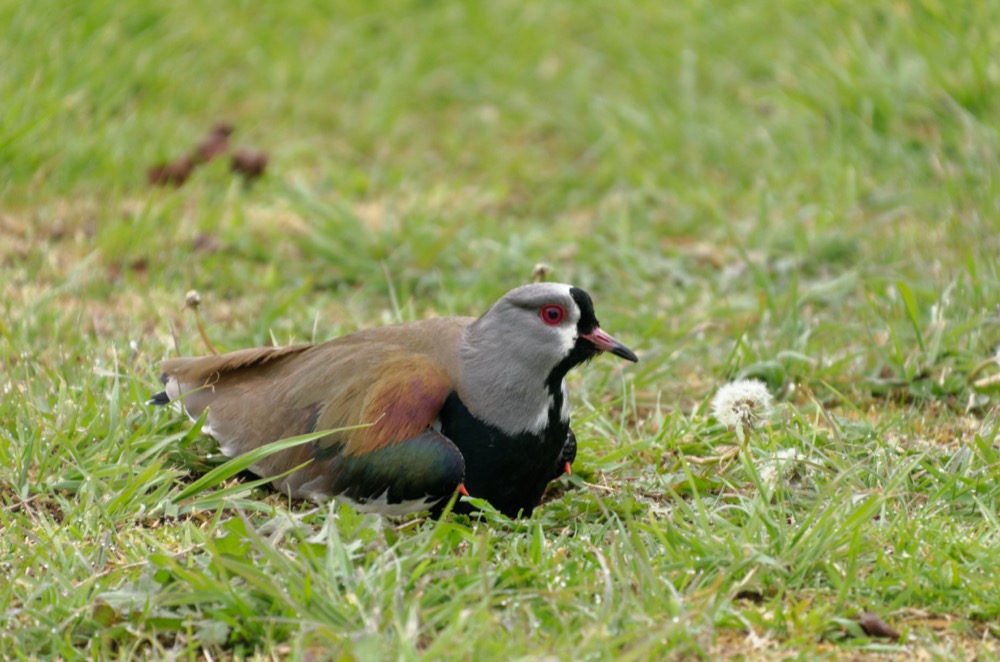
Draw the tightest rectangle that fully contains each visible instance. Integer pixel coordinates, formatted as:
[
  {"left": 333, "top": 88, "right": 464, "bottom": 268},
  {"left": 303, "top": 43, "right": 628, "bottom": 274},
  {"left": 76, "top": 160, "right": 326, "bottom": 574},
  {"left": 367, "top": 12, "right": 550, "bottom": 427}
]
[{"left": 579, "top": 327, "right": 638, "bottom": 362}]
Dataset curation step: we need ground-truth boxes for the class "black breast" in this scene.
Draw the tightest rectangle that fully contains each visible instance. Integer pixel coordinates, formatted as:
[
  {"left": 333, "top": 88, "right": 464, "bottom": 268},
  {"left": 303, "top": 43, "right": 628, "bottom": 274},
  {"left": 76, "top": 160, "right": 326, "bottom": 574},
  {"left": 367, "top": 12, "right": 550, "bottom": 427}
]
[{"left": 439, "top": 391, "right": 568, "bottom": 517}]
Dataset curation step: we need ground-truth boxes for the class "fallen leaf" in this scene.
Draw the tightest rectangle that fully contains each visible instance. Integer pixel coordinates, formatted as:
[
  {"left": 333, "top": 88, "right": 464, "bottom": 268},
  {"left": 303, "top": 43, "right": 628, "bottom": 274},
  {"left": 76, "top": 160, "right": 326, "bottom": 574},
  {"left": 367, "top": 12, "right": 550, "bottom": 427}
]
[
  {"left": 231, "top": 148, "right": 268, "bottom": 181},
  {"left": 859, "top": 611, "right": 900, "bottom": 641}
]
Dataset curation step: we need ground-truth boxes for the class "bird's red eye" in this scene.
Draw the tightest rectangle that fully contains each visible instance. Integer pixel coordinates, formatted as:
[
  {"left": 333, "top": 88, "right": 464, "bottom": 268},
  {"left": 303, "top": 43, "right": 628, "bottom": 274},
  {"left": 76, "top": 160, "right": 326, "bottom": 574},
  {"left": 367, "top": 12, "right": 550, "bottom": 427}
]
[{"left": 540, "top": 304, "right": 566, "bottom": 326}]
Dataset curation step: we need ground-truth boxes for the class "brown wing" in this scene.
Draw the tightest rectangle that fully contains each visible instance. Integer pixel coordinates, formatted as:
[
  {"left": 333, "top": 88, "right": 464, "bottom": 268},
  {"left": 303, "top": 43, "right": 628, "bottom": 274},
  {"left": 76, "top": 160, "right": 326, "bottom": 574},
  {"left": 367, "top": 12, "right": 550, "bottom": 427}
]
[
  {"left": 160, "top": 344, "right": 312, "bottom": 424},
  {"left": 280, "top": 351, "right": 455, "bottom": 499},
  {"left": 157, "top": 325, "right": 463, "bottom": 498},
  {"left": 313, "top": 351, "right": 455, "bottom": 456}
]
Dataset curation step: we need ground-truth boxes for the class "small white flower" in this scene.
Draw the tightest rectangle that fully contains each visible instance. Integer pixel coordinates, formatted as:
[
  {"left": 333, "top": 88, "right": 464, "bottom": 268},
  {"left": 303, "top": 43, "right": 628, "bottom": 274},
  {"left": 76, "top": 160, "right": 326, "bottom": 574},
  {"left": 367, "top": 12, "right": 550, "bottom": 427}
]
[{"left": 711, "top": 379, "right": 773, "bottom": 432}]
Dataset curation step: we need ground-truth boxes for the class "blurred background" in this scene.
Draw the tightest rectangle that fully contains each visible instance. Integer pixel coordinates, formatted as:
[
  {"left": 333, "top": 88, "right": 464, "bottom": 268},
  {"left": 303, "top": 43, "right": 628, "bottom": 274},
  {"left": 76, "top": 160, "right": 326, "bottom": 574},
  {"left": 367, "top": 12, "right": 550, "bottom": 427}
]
[{"left": 5, "top": 1, "right": 999, "bottom": 401}]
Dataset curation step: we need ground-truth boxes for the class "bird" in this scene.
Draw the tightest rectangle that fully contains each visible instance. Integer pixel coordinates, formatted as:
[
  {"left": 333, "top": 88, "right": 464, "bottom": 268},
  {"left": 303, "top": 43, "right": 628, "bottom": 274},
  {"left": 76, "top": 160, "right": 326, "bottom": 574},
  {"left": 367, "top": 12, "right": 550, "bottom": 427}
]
[{"left": 150, "top": 283, "right": 637, "bottom": 517}]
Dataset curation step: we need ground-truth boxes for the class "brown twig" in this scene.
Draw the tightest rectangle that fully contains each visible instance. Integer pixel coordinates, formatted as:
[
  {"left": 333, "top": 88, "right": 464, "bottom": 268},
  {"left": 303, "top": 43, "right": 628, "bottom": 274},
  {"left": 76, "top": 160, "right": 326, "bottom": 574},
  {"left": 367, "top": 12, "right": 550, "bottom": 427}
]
[{"left": 185, "top": 290, "right": 219, "bottom": 355}]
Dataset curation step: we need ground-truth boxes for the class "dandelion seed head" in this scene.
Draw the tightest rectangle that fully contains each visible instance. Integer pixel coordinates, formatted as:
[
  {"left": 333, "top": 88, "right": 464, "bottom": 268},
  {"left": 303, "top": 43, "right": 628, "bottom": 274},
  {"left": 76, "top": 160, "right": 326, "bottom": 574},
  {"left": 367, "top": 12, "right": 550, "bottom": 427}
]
[
  {"left": 711, "top": 379, "right": 773, "bottom": 431},
  {"left": 185, "top": 290, "right": 202, "bottom": 309}
]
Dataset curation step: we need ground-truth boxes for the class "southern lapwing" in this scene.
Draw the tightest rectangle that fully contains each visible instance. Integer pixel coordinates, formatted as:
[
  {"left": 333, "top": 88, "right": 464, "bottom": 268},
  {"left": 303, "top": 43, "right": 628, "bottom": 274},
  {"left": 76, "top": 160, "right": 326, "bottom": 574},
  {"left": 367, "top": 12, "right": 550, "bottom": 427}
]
[{"left": 151, "top": 283, "right": 637, "bottom": 517}]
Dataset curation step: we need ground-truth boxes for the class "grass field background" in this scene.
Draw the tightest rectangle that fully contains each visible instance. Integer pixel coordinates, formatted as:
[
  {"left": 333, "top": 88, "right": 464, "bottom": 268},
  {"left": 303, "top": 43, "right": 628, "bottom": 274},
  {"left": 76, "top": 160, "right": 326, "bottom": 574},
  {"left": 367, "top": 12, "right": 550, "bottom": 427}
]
[{"left": 3, "top": 0, "right": 1000, "bottom": 658}]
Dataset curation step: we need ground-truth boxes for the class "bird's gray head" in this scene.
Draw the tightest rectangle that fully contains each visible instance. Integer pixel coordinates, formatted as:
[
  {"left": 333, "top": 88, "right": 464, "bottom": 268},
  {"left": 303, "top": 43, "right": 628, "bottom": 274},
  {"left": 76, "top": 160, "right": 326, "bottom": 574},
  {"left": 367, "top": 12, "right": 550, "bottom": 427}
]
[{"left": 458, "top": 283, "right": 637, "bottom": 434}]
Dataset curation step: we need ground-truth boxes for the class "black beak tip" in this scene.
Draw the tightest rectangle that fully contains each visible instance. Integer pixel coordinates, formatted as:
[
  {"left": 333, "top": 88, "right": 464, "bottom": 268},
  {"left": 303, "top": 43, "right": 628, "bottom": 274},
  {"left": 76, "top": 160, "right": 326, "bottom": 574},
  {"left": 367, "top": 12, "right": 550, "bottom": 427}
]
[{"left": 611, "top": 344, "right": 639, "bottom": 363}]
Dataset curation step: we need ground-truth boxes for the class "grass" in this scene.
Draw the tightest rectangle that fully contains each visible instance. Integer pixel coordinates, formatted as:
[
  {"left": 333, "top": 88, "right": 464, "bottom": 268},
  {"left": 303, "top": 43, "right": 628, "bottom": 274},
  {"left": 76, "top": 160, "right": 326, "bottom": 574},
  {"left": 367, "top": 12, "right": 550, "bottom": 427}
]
[{"left": 3, "top": 0, "right": 1000, "bottom": 658}]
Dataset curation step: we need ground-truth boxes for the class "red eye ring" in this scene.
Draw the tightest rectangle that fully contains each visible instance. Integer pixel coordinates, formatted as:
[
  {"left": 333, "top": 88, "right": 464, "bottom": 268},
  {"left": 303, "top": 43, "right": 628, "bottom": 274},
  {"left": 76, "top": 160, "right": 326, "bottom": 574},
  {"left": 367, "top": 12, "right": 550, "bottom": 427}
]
[{"left": 540, "top": 304, "right": 566, "bottom": 326}]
